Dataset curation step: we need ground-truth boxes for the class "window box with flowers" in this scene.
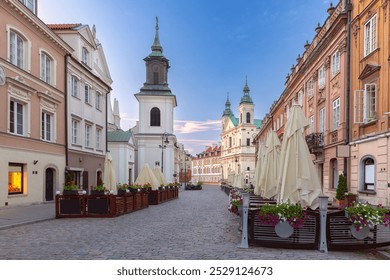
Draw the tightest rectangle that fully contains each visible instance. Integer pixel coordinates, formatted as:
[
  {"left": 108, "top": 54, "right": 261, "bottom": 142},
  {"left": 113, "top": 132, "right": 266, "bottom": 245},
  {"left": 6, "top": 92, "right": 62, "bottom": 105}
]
[
  {"left": 257, "top": 201, "right": 308, "bottom": 238},
  {"left": 345, "top": 202, "right": 390, "bottom": 239}
]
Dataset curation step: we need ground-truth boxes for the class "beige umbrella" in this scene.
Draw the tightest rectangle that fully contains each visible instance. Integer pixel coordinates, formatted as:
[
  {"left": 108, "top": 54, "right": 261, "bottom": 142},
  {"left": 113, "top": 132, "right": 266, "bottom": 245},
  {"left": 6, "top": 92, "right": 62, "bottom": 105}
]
[
  {"left": 259, "top": 131, "right": 281, "bottom": 199},
  {"left": 153, "top": 166, "right": 168, "bottom": 186},
  {"left": 103, "top": 152, "right": 116, "bottom": 194},
  {"left": 135, "top": 163, "right": 160, "bottom": 190},
  {"left": 279, "top": 105, "right": 321, "bottom": 210},
  {"left": 253, "top": 142, "right": 266, "bottom": 195},
  {"left": 233, "top": 172, "right": 244, "bottom": 189}
]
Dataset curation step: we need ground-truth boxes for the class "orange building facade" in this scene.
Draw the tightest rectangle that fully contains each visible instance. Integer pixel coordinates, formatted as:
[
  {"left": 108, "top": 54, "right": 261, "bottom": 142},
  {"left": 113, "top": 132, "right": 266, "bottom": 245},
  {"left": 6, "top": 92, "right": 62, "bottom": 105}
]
[
  {"left": 349, "top": 0, "right": 390, "bottom": 206},
  {"left": 192, "top": 144, "right": 222, "bottom": 184}
]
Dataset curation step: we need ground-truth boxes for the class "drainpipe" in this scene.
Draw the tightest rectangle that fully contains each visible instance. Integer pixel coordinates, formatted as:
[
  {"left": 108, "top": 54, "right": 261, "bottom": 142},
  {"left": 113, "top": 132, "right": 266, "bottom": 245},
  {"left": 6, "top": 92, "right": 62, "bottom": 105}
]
[
  {"left": 344, "top": 0, "right": 352, "bottom": 179},
  {"left": 64, "top": 54, "right": 70, "bottom": 172}
]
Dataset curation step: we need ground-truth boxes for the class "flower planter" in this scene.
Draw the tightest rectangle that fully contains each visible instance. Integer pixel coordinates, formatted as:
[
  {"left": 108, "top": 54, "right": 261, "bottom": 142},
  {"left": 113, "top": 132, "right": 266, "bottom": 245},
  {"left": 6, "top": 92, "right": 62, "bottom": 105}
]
[
  {"left": 91, "top": 190, "right": 105, "bottom": 195},
  {"left": 117, "top": 189, "right": 128, "bottom": 195},
  {"left": 274, "top": 221, "right": 294, "bottom": 238},
  {"left": 350, "top": 225, "right": 370, "bottom": 240},
  {"left": 59, "top": 197, "right": 82, "bottom": 215},
  {"left": 63, "top": 190, "right": 79, "bottom": 195},
  {"left": 87, "top": 197, "right": 110, "bottom": 214}
]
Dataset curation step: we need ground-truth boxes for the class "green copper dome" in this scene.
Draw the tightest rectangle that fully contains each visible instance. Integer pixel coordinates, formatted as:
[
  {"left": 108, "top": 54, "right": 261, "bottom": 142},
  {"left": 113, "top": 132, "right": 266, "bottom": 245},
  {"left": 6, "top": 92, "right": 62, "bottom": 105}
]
[{"left": 240, "top": 78, "right": 253, "bottom": 104}]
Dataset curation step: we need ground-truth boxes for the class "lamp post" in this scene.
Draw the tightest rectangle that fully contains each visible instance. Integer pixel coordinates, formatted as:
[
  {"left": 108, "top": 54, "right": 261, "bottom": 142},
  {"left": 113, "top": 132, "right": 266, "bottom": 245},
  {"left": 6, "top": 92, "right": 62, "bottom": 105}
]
[
  {"left": 319, "top": 195, "right": 329, "bottom": 253},
  {"left": 159, "top": 132, "right": 170, "bottom": 173}
]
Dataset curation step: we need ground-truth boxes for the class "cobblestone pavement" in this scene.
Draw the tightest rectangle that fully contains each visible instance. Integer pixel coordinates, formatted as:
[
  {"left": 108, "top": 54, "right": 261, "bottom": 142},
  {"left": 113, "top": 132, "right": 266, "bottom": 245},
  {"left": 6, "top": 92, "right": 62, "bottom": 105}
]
[{"left": 0, "top": 185, "right": 385, "bottom": 260}]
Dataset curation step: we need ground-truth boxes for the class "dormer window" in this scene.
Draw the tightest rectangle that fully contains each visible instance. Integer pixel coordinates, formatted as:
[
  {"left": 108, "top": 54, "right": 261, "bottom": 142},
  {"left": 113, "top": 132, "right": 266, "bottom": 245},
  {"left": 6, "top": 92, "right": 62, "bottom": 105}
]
[
  {"left": 19, "top": 0, "right": 36, "bottom": 14},
  {"left": 82, "top": 47, "right": 89, "bottom": 65}
]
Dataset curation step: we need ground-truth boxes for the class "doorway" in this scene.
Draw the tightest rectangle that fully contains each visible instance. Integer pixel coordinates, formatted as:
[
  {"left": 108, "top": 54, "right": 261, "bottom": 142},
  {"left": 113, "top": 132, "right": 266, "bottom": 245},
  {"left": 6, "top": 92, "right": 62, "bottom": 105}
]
[{"left": 45, "top": 168, "right": 54, "bottom": 201}]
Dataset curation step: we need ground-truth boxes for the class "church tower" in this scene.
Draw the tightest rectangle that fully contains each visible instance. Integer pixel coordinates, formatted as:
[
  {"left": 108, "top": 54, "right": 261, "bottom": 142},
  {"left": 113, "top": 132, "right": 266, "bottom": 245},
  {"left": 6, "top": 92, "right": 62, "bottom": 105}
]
[
  {"left": 238, "top": 78, "right": 254, "bottom": 125},
  {"left": 134, "top": 17, "right": 177, "bottom": 182}
]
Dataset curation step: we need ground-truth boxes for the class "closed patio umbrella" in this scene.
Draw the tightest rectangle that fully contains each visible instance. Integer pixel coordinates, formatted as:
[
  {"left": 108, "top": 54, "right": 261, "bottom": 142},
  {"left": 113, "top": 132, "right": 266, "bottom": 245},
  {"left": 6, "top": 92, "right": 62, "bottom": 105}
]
[
  {"left": 153, "top": 166, "right": 168, "bottom": 186},
  {"left": 259, "top": 131, "right": 281, "bottom": 199},
  {"left": 135, "top": 164, "right": 160, "bottom": 190},
  {"left": 279, "top": 105, "right": 321, "bottom": 210},
  {"left": 253, "top": 142, "right": 266, "bottom": 196},
  {"left": 103, "top": 152, "right": 116, "bottom": 194},
  {"left": 233, "top": 172, "right": 244, "bottom": 189}
]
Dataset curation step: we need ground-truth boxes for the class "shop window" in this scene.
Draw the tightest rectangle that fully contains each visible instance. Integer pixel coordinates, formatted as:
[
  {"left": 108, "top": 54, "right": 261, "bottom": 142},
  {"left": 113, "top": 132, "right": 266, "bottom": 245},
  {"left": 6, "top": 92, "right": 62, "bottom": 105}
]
[{"left": 8, "top": 163, "right": 24, "bottom": 195}]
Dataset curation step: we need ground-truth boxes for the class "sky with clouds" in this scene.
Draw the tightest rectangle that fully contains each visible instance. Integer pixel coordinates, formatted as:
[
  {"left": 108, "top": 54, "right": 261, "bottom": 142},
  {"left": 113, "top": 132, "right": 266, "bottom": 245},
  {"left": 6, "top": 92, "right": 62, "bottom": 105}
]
[{"left": 38, "top": 0, "right": 332, "bottom": 155}]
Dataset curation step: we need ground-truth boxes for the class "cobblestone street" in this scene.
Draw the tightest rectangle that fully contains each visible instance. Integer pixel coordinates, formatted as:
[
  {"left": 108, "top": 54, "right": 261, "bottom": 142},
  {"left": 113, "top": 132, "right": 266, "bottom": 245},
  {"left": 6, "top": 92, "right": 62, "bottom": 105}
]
[{"left": 0, "top": 185, "right": 384, "bottom": 260}]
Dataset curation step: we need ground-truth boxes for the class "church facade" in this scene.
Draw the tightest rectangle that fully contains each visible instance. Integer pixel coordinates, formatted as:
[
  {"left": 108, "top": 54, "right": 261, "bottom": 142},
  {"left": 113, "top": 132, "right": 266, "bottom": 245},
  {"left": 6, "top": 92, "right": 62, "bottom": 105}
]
[{"left": 220, "top": 80, "right": 262, "bottom": 186}]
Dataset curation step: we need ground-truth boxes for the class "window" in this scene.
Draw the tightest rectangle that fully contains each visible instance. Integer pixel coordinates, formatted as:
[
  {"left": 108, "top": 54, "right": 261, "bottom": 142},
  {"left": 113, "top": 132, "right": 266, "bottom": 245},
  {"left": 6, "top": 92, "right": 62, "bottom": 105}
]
[
  {"left": 153, "top": 71, "right": 159, "bottom": 84},
  {"left": 19, "top": 0, "right": 36, "bottom": 14},
  {"left": 40, "top": 52, "right": 53, "bottom": 84},
  {"left": 246, "top": 138, "right": 250, "bottom": 146},
  {"left": 84, "top": 85, "right": 91, "bottom": 104},
  {"left": 85, "top": 124, "right": 92, "bottom": 148},
  {"left": 280, "top": 114, "right": 284, "bottom": 126},
  {"left": 354, "top": 83, "right": 376, "bottom": 123},
  {"left": 8, "top": 163, "right": 24, "bottom": 195},
  {"left": 9, "top": 100, "right": 24, "bottom": 135},
  {"left": 330, "top": 159, "right": 338, "bottom": 189},
  {"left": 297, "top": 91, "right": 303, "bottom": 106},
  {"left": 362, "top": 157, "right": 375, "bottom": 191},
  {"left": 229, "top": 137, "right": 232, "bottom": 148},
  {"left": 364, "top": 15, "right": 377, "bottom": 57},
  {"left": 95, "top": 91, "right": 102, "bottom": 110},
  {"left": 332, "top": 98, "right": 340, "bottom": 130},
  {"left": 96, "top": 128, "right": 102, "bottom": 150},
  {"left": 41, "top": 111, "right": 52, "bottom": 141},
  {"left": 319, "top": 107, "right": 326, "bottom": 133},
  {"left": 331, "top": 50, "right": 340, "bottom": 76},
  {"left": 9, "top": 31, "right": 25, "bottom": 69},
  {"left": 71, "top": 76, "right": 79, "bottom": 97},
  {"left": 309, "top": 115, "right": 314, "bottom": 134},
  {"left": 318, "top": 65, "right": 325, "bottom": 88},
  {"left": 71, "top": 119, "right": 79, "bottom": 145},
  {"left": 246, "top": 112, "right": 251, "bottom": 123},
  {"left": 150, "top": 107, "right": 160, "bottom": 126},
  {"left": 307, "top": 79, "right": 314, "bottom": 97},
  {"left": 82, "top": 47, "right": 89, "bottom": 65}
]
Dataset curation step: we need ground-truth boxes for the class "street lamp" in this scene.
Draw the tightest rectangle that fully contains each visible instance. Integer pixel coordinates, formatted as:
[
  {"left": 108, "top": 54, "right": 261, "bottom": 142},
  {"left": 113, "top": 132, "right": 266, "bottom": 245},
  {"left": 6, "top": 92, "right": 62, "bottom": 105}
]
[
  {"left": 184, "top": 156, "right": 190, "bottom": 187},
  {"left": 159, "top": 132, "right": 170, "bottom": 173},
  {"left": 252, "top": 133, "right": 258, "bottom": 145}
]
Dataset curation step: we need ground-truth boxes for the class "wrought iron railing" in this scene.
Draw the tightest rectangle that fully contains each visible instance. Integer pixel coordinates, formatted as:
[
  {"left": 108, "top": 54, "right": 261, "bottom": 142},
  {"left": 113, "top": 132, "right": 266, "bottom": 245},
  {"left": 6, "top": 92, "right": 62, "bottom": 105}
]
[{"left": 305, "top": 133, "right": 324, "bottom": 150}]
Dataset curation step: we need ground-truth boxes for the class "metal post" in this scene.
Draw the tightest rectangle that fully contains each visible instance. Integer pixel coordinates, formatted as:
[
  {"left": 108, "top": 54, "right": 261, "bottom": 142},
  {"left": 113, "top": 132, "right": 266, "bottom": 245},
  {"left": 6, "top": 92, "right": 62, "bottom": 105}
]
[
  {"left": 239, "top": 192, "right": 250, "bottom": 249},
  {"left": 319, "top": 195, "right": 328, "bottom": 253}
]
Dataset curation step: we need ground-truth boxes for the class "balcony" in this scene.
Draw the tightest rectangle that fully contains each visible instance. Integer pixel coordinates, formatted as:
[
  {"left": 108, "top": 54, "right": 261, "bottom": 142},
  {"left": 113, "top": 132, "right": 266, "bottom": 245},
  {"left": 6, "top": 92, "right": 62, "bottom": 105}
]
[{"left": 305, "top": 133, "right": 324, "bottom": 154}]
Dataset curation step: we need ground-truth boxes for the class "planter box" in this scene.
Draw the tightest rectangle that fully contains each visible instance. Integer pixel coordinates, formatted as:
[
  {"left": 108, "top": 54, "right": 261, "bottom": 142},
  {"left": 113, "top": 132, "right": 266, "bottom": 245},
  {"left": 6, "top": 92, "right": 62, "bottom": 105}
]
[
  {"left": 134, "top": 193, "right": 142, "bottom": 211},
  {"left": 124, "top": 194, "right": 134, "bottom": 213},
  {"left": 91, "top": 190, "right": 105, "bottom": 195},
  {"left": 59, "top": 197, "right": 83, "bottom": 215},
  {"left": 87, "top": 197, "right": 110, "bottom": 215},
  {"left": 141, "top": 192, "right": 149, "bottom": 209},
  {"left": 63, "top": 190, "right": 79, "bottom": 195},
  {"left": 149, "top": 190, "right": 160, "bottom": 205}
]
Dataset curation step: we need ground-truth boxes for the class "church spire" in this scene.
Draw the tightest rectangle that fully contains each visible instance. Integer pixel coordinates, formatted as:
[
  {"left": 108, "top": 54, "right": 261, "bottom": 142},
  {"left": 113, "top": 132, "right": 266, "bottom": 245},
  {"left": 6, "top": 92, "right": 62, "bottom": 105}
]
[
  {"left": 150, "top": 16, "right": 163, "bottom": 56},
  {"left": 223, "top": 93, "right": 233, "bottom": 116},
  {"left": 240, "top": 77, "right": 253, "bottom": 104}
]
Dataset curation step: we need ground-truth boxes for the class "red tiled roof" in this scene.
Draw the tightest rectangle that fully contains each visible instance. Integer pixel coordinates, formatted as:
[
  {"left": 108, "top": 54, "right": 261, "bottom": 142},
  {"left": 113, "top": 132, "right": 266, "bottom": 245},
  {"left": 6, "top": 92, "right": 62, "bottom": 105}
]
[{"left": 47, "top": 24, "right": 82, "bottom": 30}]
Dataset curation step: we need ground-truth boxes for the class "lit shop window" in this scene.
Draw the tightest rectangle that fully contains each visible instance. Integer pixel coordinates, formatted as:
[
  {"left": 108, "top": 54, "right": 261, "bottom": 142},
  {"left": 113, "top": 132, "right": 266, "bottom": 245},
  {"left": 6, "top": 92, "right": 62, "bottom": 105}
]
[{"left": 8, "top": 163, "right": 24, "bottom": 195}]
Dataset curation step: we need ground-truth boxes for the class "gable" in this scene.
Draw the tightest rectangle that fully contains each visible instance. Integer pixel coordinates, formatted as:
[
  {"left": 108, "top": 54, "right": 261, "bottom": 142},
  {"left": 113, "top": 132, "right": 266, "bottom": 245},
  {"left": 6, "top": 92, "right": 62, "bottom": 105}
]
[{"left": 359, "top": 64, "right": 381, "bottom": 80}]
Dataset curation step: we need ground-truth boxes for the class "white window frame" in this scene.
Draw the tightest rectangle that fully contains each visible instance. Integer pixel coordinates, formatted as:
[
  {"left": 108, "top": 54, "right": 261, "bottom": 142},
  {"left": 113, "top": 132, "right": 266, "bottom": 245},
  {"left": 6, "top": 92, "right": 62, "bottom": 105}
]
[
  {"left": 82, "top": 47, "right": 89, "bottom": 65},
  {"left": 319, "top": 107, "right": 326, "bottom": 133},
  {"left": 318, "top": 65, "right": 325, "bottom": 89},
  {"left": 9, "top": 99, "right": 25, "bottom": 136},
  {"left": 41, "top": 111, "right": 53, "bottom": 142},
  {"left": 332, "top": 98, "right": 340, "bottom": 130},
  {"left": 297, "top": 91, "right": 303, "bottom": 106},
  {"left": 331, "top": 50, "right": 340, "bottom": 76},
  {"left": 354, "top": 83, "right": 377, "bottom": 124},
  {"left": 96, "top": 127, "right": 102, "bottom": 150},
  {"left": 8, "top": 28, "right": 31, "bottom": 71},
  {"left": 309, "top": 115, "right": 314, "bottom": 134},
  {"left": 71, "top": 75, "right": 79, "bottom": 98},
  {"left": 95, "top": 91, "right": 102, "bottom": 110},
  {"left": 40, "top": 50, "right": 56, "bottom": 85},
  {"left": 307, "top": 79, "right": 314, "bottom": 97},
  {"left": 19, "top": 0, "right": 37, "bottom": 14},
  {"left": 364, "top": 15, "right": 377, "bottom": 57},
  {"left": 71, "top": 119, "right": 79, "bottom": 145},
  {"left": 84, "top": 84, "right": 91, "bottom": 104},
  {"left": 85, "top": 124, "right": 92, "bottom": 148}
]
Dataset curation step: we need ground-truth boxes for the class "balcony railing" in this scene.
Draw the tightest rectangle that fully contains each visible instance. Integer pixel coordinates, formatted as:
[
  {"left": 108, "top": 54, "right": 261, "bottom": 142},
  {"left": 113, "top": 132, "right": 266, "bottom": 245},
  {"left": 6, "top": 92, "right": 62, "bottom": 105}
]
[{"left": 305, "top": 133, "right": 324, "bottom": 153}]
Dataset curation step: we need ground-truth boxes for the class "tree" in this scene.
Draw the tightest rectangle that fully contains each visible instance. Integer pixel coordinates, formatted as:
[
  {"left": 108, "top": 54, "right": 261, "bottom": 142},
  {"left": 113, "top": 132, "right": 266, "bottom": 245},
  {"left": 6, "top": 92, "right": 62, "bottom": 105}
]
[{"left": 336, "top": 174, "right": 348, "bottom": 201}]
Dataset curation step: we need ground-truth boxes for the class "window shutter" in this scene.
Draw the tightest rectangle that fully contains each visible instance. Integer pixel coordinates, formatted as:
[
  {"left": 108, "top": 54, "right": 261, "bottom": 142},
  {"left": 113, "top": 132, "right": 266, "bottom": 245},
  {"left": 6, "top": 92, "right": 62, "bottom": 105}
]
[{"left": 354, "top": 90, "right": 364, "bottom": 123}]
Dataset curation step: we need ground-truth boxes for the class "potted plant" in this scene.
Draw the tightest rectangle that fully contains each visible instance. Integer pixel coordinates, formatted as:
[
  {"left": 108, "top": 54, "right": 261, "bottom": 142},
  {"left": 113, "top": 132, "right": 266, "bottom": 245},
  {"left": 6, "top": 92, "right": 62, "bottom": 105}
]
[
  {"left": 195, "top": 181, "right": 203, "bottom": 190},
  {"left": 345, "top": 202, "right": 390, "bottom": 239},
  {"left": 335, "top": 174, "right": 348, "bottom": 208},
  {"left": 91, "top": 184, "right": 106, "bottom": 195},
  {"left": 228, "top": 188, "right": 242, "bottom": 216},
  {"left": 117, "top": 184, "right": 129, "bottom": 195},
  {"left": 257, "top": 201, "right": 307, "bottom": 238},
  {"left": 63, "top": 174, "right": 79, "bottom": 195}
]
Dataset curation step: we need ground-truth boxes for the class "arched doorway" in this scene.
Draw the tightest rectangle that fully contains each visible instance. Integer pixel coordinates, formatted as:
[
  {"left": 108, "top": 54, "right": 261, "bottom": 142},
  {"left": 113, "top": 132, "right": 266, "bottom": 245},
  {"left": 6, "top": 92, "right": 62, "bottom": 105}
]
[{"left": 45, "top": 168, "right": 55, "bottom": 201}]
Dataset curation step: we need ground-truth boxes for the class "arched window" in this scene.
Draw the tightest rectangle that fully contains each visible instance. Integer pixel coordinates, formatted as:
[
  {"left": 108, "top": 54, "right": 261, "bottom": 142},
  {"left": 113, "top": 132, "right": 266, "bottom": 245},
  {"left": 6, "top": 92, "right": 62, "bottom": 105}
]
[
  {"left": 240, "top": 113, "right": 242, "bottom": 123},
  {"left": 330, "top": 158, "right": 338, "bottom": 189},
  {"left": 246, "top": 112, "right": 251, "bottom": 123},
  {"left": 150, "top": 107, "right": 160, "bottom": 126},
  {"left": 362, "top": 157, "right": 375, "bottom": 191}
]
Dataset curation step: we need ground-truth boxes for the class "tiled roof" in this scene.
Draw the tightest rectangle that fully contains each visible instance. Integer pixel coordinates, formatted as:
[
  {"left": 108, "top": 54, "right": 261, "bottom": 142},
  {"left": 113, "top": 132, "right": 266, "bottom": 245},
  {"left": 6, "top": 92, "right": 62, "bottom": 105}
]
[
  {"left": 107, "top": 130, "right": 132, "bottom": 142},
  {"left": 47, "top": 23, "right": 82, "bottom": 30}
]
